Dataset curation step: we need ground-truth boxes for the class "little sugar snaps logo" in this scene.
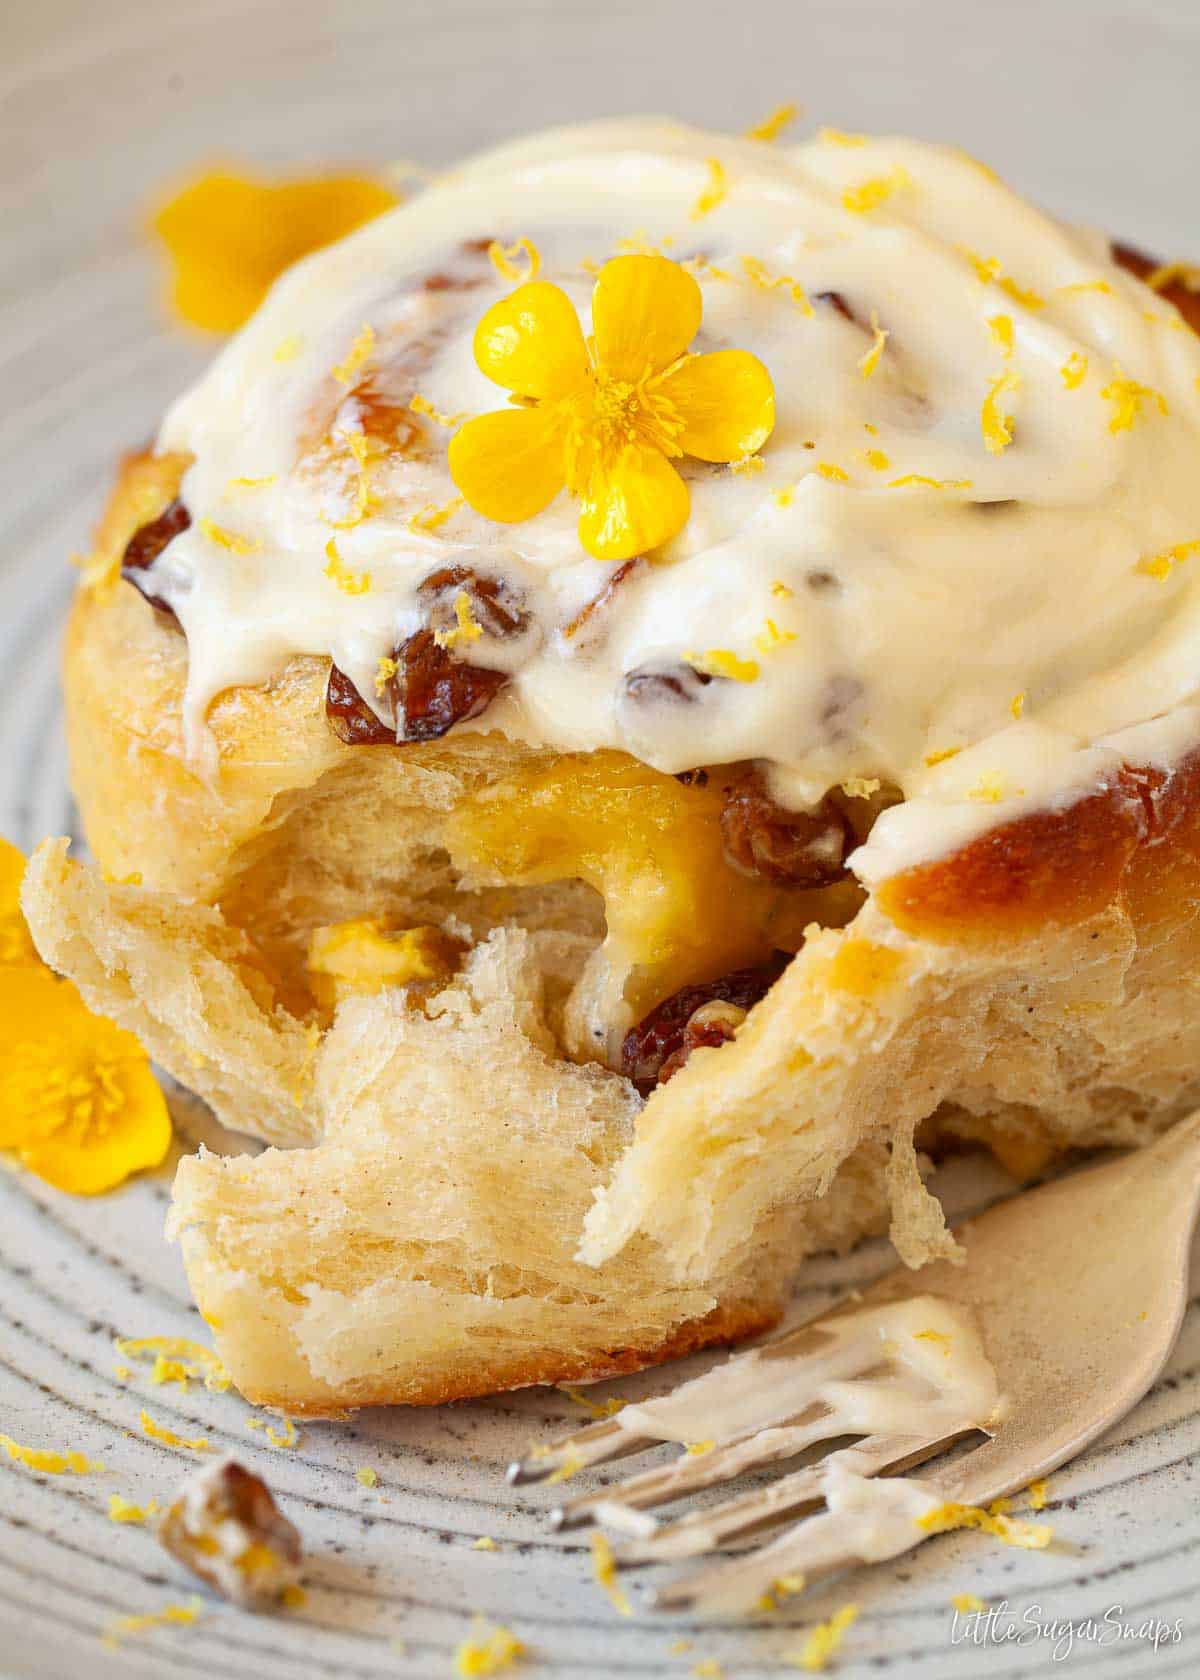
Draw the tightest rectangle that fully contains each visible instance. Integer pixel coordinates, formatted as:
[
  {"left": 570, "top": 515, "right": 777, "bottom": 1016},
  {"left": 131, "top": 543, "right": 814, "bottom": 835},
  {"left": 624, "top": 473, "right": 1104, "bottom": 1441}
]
[{"left": 951, "top": 1599, "right": 1184, "bottom": 1662}]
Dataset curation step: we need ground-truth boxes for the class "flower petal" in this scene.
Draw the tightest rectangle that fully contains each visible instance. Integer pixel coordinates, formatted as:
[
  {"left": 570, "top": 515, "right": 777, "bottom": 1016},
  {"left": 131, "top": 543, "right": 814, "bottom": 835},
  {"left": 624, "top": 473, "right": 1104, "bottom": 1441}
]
[
  {"left": 449, "top": 406, "right": 566, "bottom": 522},
  {"left": 473, "top": 281, "right": 589, "bottom": 399},
  {"left": 577, "top": 445, "right": 690, "bottom": 561},
  {"left": 657, "top": 349, "right": 777, "bottom": 461},
  {"left": 19, "top": 1059, "right": 172, "bottom": 1196},
  {"left": 592, "top": 256, "right": 702, "bottom": 382}
]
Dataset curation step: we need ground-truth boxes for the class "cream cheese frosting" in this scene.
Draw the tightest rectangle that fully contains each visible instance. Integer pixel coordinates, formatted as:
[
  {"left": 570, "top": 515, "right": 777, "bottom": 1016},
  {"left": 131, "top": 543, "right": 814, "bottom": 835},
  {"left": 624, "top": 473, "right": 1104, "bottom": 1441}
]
[{"left": 149, "top": 118, "right": 1200, "bottom": 880}]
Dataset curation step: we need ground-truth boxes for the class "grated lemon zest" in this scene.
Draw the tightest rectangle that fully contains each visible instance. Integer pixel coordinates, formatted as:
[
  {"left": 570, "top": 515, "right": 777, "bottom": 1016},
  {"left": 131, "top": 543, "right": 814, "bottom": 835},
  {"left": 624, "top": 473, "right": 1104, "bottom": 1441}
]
[
  {"left": 410, "top": 392, "right": 467, "bottom": 429},
  {"left": 788, "top": 1603, "right": 859, "bottom": 1671},
  {"left": 772, "top": 579, "right": 794, "bottom": 597},
  {"left": 924, "top": 745, "right": 961, "bottom": 767},
  {"left": 968, "top": 774, "right": 1008, "bottom": 804},
  {"left": 842, "top": 168, "right": 912, "bottom": 214},
  {"left": 952, "top": 1593, "right": 987, "bottom": 1612},
  {"left": 487, "top": 238, "right": 541, "bottom": 285},
  {"left": 374, "top": 654, "right": 398, "bottom": 696},
  {"left": 685, "top": 1440, "right": 716, "bottom": 1456},
  {"left": 857, "top": 313, "right": 889, "bottom": 377},
  {"left": 115, "top": 1337, "right": 230, "bottom": 1393},
  {"left": 473, "top": 1536, "right": 499, "bottom": 1551},
  {"left": 102, "top": 1598, "right": 202, "bottom": 1649},
  {"left": 863, "top": 448, "right": 891, "bottom": 471},
  {"left": 227, "top": 474, "right": 277, "bottom": 492},
  {"left": 740, "top": 255, "right": 814, "bottom": 317},
  {"left": 982, "top": 368, "right": 1021, "bottom": 453},
  {"left": 332, "top": 323, "right": 374, "bottom": 386},
  {"left": 0, "top": 1433, "right": 104, "bottom": 1475},
  {"left": 754, "top": 619, "right": 797, "bottom": 655},
  {"left": 686, "top": 648, "right": 760, "bottom": 683},
  {"left": 1010, "top": 691, "right": 1026, "bottom": 720},
  {"left": 545, "top": 1443, "right": 586, "bottom": 1485},
  {"left": 987, "top": 313, "right": 1014, "bottom": 355},
  {"left": 591, "top": 1532, "right": 633, "bottom": 1616},
  {"left": 818, "top": 126, "right": 867, "bottom": 147},
  {"left": 917, "top": 1499, "right": 1052, "bottom": 1548},
  {"left": 558, "top": 1386, "right": 626, "bottom": 1420},
  {"left": 693, "top": 1663, "right": 724, "bottom": 1679},
  {"left": 744, "top": 102, "right": 800, "bottom": 143},
  {"left": 1061, "top": 351, "right": 1088, "bottom": 389},
  {"left": 139, "top": 1410, "right": 210, "bottom": 1453},
  {"left": 273, "top": 334, "right": 303, "bottom": 363},
  {"left": 355, "top": 1467, "right": 379, "bottom": 1488},
  {"left": 888, "top": 475, "right": 972, "bottom": 491},
  {"left": 817, "top": 462, "right": 849, "bottom": 483},
  {"left": 1057, "top": 279, "right": 1112, "bottom": 297},
  {"left": 108, "top": 1494, "right": 159, "bottom": 1525},
  {"left": 691, "top": 158, "right": 728, "bottom": 221},
  {"left": 247, "top": 1414, "right": 299, "bottom": 1450},
  {"left": 1101, "top": 365, "right": 1169, "bottom": 433},
  {"left": 324, "top": 537, "right": 371, "bottom": 595},
  {"left": 409, "top": 494, "right": 465, "bottom": 535},
  {"left": 1027, "top": 1477, "right": 1050, "bottom": 1511},
  {"left": 959, "top": 247, "right": 1045, "bottom": 309},
  {"left": 199, "top": 517, "right": 260, "bottom": 555},
  {"left": 454, "top": 1623, "right": 525, "bottom": 1676},
  {"left": 1135, "top": 539, "right": 1200, "bottom": 580},
  {"left": 433, "top": 590, "right": 484, "bottom": 649},
  {"left": 731, "top": 453, "right": 765, "bottom": 476}
]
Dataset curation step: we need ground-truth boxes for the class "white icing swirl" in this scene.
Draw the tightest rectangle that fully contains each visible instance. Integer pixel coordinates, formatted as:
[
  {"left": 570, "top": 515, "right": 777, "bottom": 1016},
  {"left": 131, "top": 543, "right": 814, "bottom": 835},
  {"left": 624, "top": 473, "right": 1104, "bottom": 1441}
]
[{"left": 153, "top": 118, "right": 1200, "bottom": 879}]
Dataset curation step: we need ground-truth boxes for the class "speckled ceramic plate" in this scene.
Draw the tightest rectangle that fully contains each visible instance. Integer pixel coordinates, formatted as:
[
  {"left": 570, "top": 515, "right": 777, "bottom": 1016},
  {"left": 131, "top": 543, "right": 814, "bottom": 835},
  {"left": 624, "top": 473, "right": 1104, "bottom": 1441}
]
[{"left": 3, "top": 2, "right": 1200, "bottom": 1674}]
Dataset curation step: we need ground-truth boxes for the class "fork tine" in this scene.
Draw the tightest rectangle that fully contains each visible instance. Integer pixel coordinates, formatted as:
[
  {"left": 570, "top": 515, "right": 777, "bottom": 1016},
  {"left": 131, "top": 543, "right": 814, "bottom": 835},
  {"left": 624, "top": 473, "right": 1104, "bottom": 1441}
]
[
  {"left": 613, "top": 1432, "right": 942, "bottom": 1563},
  {"left": 551, "top": 1404, "right": 837, "bottom": 1529},
  {"left": 507, "top": 1415, "right": 652, "bottom": 1485},
  {"left": 652, "top": 1432, "right": 974, "bottom": 1614}
]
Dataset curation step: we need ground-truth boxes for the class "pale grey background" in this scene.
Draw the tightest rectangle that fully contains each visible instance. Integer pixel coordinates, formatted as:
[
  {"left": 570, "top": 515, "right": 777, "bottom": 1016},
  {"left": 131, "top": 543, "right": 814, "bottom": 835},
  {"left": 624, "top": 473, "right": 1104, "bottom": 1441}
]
[{"left": 1, "top": 2, "right": 1199, "bottom": 1677}]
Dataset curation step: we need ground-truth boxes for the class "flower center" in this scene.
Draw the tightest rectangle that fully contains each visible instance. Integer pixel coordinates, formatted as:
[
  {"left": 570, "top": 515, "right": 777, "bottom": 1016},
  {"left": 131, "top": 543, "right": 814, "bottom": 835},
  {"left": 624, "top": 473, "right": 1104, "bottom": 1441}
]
[
  {"left": 9, "top": 1042, "right": 127, "bottom": 1144},
  {"left": 558, "top": 365, "right": 687, "bottom": 494}
]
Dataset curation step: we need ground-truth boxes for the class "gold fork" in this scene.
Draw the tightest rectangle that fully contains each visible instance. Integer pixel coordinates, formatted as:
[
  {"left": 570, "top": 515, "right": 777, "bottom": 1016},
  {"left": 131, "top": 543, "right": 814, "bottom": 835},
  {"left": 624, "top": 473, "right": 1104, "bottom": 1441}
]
[{"left": 510, "top": 1111, "right": 1200, "bottom": 1614}]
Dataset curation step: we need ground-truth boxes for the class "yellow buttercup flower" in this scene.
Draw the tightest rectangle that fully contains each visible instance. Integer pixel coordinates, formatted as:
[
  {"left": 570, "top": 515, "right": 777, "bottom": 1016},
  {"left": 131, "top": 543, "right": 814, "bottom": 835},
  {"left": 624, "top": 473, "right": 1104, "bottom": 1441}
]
[
  {"left": 448, "top": 255, "right": 776, "bottom": 561},
  {"left": 0, "top": 840, "right": 171, "bottom": 1195},
  {"left": 152, "top": 167, "right": 399, "bottom": 333},
  {"left": 0, "top": 967, "right": 171, "bottom": 1195}
]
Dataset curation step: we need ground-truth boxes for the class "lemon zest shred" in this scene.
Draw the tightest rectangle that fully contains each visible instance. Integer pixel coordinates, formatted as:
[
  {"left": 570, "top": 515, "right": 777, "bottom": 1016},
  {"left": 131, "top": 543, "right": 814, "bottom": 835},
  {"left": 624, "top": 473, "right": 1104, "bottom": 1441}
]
[
  {"left": 1057, "top": 279, "right": 1112, "bottom": 297},
  {"left": 1061, "top": 351, "right": 1088, "bottom": 390},
  {"left": 685, "top": 1440, "right": 717, "bottom": 1456},
  {"left": 0, "top": 1432, "right": 104, "bottom": 1475},
  {"left": 108, "top": 1494, "right": 159, "bottom": 1525},
  {"left": 374, "top": 654, "right": 399, "bottom": 696},
  {"left": 693, "top": 1663, "right": 724, "bottom": 1679},
  {"left": 433, "top": 590, "right": 484, "bottom": 649},
  {"left": 842, "top": 167, "right": 912, "bottom": 214},
  {"left": 857, "top": 312, "right": 889, "bottom": 378},
  {"left": 558, "top": 1386, "right": 626, "bottom": 1420},
  {"left": 917, "top": 1499, "right": 1052, "bottom": 1549},
  {"left": 199, "top": 517, "right": 261, "bottom": 555},
  {"left": 102, "top": 1598, "right": 202, "bottom": 1649},
  {"left": 591, "top": 1532, "right": 633, "bottom": 1616},
  {"left": 1101, "top": 365, "right": 1169, "bottom": 433},
  {"left": 1027, "top": 1477, "right": 1050, "bottom": 1511},
  {"left": 740, "top": 254, "right": 814, "bottom": 317},
  {"left": 787, "top": 1603, "right": 859, "bottom": 1671},
  {"left": 754, "top": 619, "right": 797, "bottom": 655},
  {"left": 409, "top": 494, "right": 465, "bottom": 535},
  {"left": 771, "top": 579, "right": 794, "bottom": 598},
  {"left": 952, "top": 1592, "right": 987, "bottom": 1612},
  {"left": 487, "top": 238, "right": 541, "bottom": 285},
  {"left": 454, "top": 1623, "right": 526, "bottom": 1676},
  {"left": 139, "top": 1410, "right": 210, "bottom": 1453},
  {"left": 332, "top": 323, "right": 375, "bottom": 386},
  {"left": 473, "top": 1535, "right": 499, "bottom": 1551},
  {"left": 817, "top": 462, "right": 849, "bottom": 483},
  {"left": 982, "top": 368, "right": 1021, "bottom": 454},
  {"left": 863, "top": 448, "right": 891, "bottom": 471},
  {"left": 987, "top": 313, "right": 1014, "bottom": 355},
  {"left": 545, "top": 1443, "right": 586, "bottom": 1485},
  {"left": 227, "top": 474, "right": 277, "bottom": 492},
  {"left": 686, "top": 648, "right": 760, "bottom": 683},
  {"left": 355, "top": 1466, "right": 379, "bottom": 1488},
  {"left": 324, "top": 537, "right": 371, "bottom": 596},
  {"left": 1135, "top": 539, "right": 1200, "bottom": 580},
  {"left": 691, "top": 158, "right": 728, "bottom": 221},
  {"left": 744, "top": 102, "right": 800, "bottom": 143},
  {"left": 888, "top": 475, "right": 973, "bottom": 491},
  {"left": 968, "top": 774, "right": 1009, "bottom": 804},
  {"left": 247, "top": 1414, "right": 299, "bottom": 1450},
  {"left": 924, "top": 746, "right": 961, "bottom": 767},
  {"left": 410, "top": 393, "right": 467, "bottom": 429},
  {"left": 1010, "top": 691, "right": 1026, "bottom": 720},
  {"left": 150, "top": 1354, "right": 191, "bottom": 1388},
  {"left": 115, "top": 1337, "right": 230, "bottom": 1393},
  {"left": 817, "top": 126, "right": 867, "bottom": 147}
]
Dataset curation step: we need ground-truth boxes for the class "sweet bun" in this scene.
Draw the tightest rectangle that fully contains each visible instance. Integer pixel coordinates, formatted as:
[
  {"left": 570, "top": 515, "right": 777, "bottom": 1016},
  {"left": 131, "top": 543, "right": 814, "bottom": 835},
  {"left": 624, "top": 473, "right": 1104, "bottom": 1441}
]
[{"left": 24, "top": 119, "right": 1200, "bottom": 1407}]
